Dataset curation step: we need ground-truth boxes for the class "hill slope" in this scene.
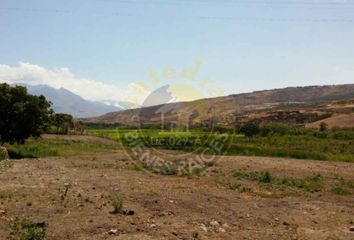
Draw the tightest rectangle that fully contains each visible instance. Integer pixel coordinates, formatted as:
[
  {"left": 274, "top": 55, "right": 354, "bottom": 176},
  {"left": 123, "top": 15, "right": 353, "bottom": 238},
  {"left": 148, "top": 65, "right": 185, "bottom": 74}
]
[{"left": 83, "top": 84, "right": 354, "bottom": 128}]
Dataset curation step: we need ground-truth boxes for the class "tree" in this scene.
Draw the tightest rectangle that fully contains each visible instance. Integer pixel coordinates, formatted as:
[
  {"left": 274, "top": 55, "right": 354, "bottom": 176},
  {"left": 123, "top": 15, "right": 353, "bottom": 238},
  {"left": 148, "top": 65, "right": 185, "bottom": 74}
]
[
  {"left": 239, "top": 121, "right": 260, "bottom": 137},
  {"left": 52, "top": 113, "right": 73, "bottom": 134},
  {"left": 0, "top": 83, "right": 53, "bottom": 145},
  {"left": 319, "top": 122, "right": 328, "bottom": 132}
]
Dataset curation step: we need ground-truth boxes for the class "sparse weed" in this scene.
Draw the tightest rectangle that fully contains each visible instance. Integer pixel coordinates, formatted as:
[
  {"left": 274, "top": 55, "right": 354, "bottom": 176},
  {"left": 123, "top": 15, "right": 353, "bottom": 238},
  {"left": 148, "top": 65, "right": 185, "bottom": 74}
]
[
  {"left": 111, "top": 195, "right": 124, "bottom": 214},
  {"left": 331, "top": 187, "right": 351, "bottom": 195},
  {"left": 127, "top": 164, "right": 144, "bottom": 172},
  {"left": 240, "top": 186, "right": 252, "bottom": 193},
  {"left": 233, "top": 170, "right": 272, "bottom": 183},
  {"left": 228, "top": 182, "right": 242, "bottom": 190},
  {"left": 59, "top": 183, "right": 71, "bottom": 204},
  {"left": 0, "top": 190, "right": 13, "bottom": 199},
  {"left": 338, "top": 177, "right": 354, "bottom": 189},
  {"left": 233, "top": 169, "right": 323, "bottom": 193}
]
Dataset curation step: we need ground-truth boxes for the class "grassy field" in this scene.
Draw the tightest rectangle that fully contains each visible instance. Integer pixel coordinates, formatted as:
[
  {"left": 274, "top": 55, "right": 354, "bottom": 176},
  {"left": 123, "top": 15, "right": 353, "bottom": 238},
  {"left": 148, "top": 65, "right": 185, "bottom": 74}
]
[
  {"left": 4, "top": 137, "right": 118, "bottom": 159},
  {"left": 86, "top": 127, "right": 354, "bottom": 162}
]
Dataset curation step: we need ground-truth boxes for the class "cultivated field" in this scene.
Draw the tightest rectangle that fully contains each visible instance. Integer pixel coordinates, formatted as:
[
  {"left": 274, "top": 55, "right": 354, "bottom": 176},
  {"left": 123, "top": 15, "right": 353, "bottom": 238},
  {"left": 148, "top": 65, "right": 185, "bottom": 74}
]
[{"left": 1, "top": 135, "right": 354, "bottom": 239}]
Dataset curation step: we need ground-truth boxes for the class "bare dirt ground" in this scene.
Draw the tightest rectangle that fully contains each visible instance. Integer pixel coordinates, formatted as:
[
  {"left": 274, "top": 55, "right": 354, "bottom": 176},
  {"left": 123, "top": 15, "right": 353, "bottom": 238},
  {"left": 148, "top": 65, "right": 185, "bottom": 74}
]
[{"left": 1, "top": 136, "right": 354, "bottom": 240}]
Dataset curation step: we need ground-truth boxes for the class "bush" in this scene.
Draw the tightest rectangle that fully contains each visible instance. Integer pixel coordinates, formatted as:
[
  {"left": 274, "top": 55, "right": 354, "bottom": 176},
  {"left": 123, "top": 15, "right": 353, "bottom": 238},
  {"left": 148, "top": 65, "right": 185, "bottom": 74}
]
[
  {"left": 9, "top": 218, "right": 46, "bottom": 240},
  {"left": 239, "top": 122, "right": 260, "bottom": 137},
  {"left": 258, "top": 171, "right": 272, "bottom": 183}
]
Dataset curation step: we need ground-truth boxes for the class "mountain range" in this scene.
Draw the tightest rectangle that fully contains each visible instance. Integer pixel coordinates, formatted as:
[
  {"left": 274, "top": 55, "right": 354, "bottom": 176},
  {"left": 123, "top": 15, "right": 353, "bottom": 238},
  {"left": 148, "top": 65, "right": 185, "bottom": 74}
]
[{"left": 17, "top": 84, "right": 120, "bottom": 118}]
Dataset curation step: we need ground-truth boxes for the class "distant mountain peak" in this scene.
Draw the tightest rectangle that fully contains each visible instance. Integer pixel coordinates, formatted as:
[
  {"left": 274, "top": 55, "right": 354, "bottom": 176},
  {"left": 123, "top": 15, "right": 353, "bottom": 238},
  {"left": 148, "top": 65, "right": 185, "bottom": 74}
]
[{"left": 13, "top": 83, "right": 121, "bottom": 118}]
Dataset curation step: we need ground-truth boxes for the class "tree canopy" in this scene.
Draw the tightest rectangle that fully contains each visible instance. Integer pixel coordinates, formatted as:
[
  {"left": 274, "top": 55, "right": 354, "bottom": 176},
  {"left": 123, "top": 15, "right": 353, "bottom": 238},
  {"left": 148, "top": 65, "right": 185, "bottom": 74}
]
[
  {"left": 0, "top": 83, "right": 53, "bottom": 144},
  {"left": 239, "top": 121, "right": 260, "bottom": 137},
  {"left": 52, "top": 113, "right": 74, "bottom": 134}
]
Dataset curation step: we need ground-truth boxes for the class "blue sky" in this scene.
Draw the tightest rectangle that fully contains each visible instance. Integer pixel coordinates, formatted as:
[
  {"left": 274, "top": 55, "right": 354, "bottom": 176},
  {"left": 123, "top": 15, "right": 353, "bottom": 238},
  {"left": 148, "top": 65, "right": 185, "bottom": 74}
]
[{"left": 1, "top": 0, "right": 354, "bottom": 104}]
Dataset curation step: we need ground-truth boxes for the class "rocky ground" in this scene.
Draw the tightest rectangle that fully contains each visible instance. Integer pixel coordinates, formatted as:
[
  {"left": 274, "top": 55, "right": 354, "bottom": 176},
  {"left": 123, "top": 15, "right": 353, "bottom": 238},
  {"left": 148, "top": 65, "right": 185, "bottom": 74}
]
[{"left": 0, "top": 136, "right": 354, "bottom": 240}]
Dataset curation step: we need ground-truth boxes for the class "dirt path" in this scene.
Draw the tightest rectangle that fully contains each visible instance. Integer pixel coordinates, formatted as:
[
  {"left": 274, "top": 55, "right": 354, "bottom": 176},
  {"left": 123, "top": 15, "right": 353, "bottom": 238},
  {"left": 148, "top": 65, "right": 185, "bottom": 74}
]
[{"left": 0, "top": 147, "right": 354, "bottom": 239}]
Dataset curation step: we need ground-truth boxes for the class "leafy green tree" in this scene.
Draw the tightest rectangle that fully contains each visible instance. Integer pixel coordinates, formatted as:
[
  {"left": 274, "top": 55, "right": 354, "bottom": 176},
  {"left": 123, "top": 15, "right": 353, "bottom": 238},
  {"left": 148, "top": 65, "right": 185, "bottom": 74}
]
[
  {"left": 52, "top": 113, "right": 73, "bottom": 134},
  {"left": 239, "top": 121, "right": 260, "bottom": 137},
  {"left": 0, "top": 83, "right": 53, "bottom": 145}
]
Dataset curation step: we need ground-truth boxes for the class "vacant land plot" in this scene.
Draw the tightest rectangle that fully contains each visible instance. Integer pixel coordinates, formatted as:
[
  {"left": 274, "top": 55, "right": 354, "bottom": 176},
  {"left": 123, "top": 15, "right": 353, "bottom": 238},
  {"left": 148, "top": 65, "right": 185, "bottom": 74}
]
[{"left": 0, "top": 135, "right": 353, "bottom": 239}]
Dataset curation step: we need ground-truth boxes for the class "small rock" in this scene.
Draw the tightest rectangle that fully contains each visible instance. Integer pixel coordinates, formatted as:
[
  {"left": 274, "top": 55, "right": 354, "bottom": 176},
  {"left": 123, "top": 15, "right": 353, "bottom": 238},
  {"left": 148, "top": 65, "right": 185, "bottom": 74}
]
[
  {"left": 0, "top": 210, "right": 6, "bottom": 215},
  {"left": 150, "top": 224, "right": 156, "bottom": 228},
  {"left": 108, "top": 229, "right": 118, "bottom": 235},
  {"left": 123, "top": 210, "right": 135, "bottom": 216},
  {"left": 222, "top": 223, "right": 229, "bottom": 228},
  {"left": 172, "top": 231, "right": 178, "bottom": 236},
  {"left": 274, "top": 217, "right": 279, "bottom": 222},
  {"left": 169, "top": 200, "right": 174, "bottom": 203},
  {"left": 218, "top": 227, "right": 226, "bottom": 233},
  {"left": 283, "top": 221, "right": 290, "bottom": 226},
  {"left": 210, "top": 220, "right": 219, "bottom": 227},
  {"left": 350, "top": 226, "right": 354, "bottom": 232},
  {"left": 200, "top": 224, "right": 208, "bottom": 232}
]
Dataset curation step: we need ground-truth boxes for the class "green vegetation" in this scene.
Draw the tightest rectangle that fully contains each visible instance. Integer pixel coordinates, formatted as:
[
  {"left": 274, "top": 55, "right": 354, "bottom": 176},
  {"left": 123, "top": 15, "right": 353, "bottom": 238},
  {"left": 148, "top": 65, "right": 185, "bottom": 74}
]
[
  {"left": 272, "top": 175, "right": 323, "bottom": 193},
  {"left": 9, "top": 218, "right": 46, "bottom": 240},
  {"left": 239, "top": 121, "right": 260, "bottom": 137},
  {"left": 233, "top": 169, "right": 324, "bottom": 193},
  {"left": 227, "top": 134, "right": 353, "bottom": 162},
  {"left": 331, "top": 187, "right": 351, "bottom": 195},
  {"left": 0, "top": 84, "right": 88, "bottom": 160},
  {"left": 0, "top": 83, "right": 52, "bottom": 145},
  {"left": 73, "top": 163, "right": 117, "bottom": 169},
  {"left": 111, "top": 195, "right": 124, "bottom": 214},
  {"left": 86, "top": 123, "right": 354, "bottom": 162},
  {"left": 338, "top": 177, "right": 354, "bottom": 189},
  {"left": 5, "top": 138, "right": 117, "bottom": 159}
]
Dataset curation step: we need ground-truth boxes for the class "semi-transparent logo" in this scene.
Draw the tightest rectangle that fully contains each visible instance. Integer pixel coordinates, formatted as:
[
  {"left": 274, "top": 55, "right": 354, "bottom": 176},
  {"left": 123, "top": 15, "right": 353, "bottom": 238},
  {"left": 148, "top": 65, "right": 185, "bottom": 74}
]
[{"left": 117, "top": 62, "right": 234, "bottom": 175}]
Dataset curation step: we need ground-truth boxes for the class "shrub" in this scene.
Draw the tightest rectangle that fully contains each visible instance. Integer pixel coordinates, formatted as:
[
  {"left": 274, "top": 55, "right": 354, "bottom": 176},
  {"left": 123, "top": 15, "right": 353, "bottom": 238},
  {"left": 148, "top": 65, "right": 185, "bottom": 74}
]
[
  {"left": 258, "top": 171, "right": 272, "bottom": 183},
  {"left": 111, "top": 195, "right": 124, "bottom": 214},
  {"left": 319, "top": 122, "right": 328, "bottom": 132},
  {"left": 239, "top": 122, "right": 260, "bottom": 137},
  {"left": 228, "top": 182, "right": 242, "bottom": 190},
  {"left": 9, "top": 218, "right": 46, "bottom": 240}
]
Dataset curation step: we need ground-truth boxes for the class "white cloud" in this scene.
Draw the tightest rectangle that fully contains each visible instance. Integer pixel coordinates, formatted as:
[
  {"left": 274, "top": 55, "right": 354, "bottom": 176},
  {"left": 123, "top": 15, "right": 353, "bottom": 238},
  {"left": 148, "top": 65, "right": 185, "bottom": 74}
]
[{"left": 0, "top": 62, "right": 149, "bottom": 107}]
